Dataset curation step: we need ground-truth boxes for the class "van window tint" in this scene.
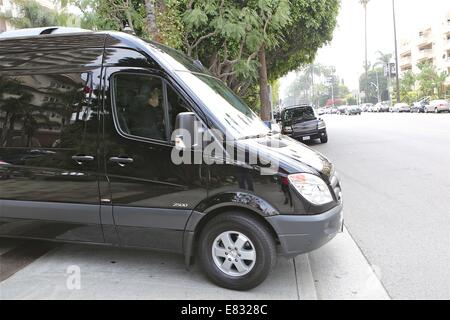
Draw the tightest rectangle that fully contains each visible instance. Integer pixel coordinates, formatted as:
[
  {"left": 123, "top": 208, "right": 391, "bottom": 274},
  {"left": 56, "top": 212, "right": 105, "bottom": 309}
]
[
  {"left": 114, "top": 74, "right": 166, "bottom": 141},
  {"left": 0, "top": 73, "right": 94, "bottom": 149}
]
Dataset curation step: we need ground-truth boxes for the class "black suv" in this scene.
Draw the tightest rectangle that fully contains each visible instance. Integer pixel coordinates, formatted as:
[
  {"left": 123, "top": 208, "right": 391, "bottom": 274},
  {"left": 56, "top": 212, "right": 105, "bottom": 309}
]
[
  {"left": 280, "top": 105, "right": 328, "bottom": 143},
  {"left": 0, "top": 27, "right": 342, "bottom": 290}
]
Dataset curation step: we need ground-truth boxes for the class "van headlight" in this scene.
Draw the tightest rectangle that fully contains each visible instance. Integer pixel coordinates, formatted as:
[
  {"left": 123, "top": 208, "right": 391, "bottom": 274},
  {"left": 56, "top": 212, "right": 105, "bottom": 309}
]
[
  {"left": 318, "top": 120, "right": 326, "bottom": 130},
  {"left": 288, "top": 173, "right": 333, "bottom": 205}
]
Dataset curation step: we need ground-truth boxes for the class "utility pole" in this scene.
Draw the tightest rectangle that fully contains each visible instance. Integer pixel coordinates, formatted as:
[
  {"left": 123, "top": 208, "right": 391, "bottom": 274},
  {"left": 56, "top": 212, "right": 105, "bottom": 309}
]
[
  {"left": 330, "top": 78, "right": 335, "bottom": 108},
  {"left": 361, "top": 0, "right": 370, "bottom": 103},
  {"left": 392, "top": 0, "right": 401, "bottom": 103},
  {"left": 375, "top": 70, "right": 380, "bottom": 102}
]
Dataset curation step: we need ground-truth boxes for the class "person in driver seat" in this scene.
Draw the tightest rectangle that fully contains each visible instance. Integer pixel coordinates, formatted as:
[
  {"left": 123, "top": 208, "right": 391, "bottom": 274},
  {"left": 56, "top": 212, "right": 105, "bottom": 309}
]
[{"left": 128, "top": 84, "right": 166, "bottom": 140}]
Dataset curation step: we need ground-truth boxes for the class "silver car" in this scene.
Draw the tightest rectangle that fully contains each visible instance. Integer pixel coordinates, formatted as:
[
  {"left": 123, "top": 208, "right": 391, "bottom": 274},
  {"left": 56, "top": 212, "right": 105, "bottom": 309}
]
[
  {"left": 424, "top": 100, "right": 450, "bottom": 113},
  {"left": 392, "top": 103, "right": 410, "bottom": 113}
]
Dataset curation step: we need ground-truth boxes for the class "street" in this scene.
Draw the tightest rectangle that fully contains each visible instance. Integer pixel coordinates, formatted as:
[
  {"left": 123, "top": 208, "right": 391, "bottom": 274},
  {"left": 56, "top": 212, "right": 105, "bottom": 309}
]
[{"left": 312, "top": 112, "right": 450, "bottom": 299}]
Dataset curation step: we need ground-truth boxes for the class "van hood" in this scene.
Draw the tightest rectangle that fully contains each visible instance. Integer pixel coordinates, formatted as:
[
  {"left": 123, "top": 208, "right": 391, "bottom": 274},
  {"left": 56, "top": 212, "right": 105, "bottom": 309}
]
[{"left": 236, "top": 134, "right": 334, "bottom": 180}]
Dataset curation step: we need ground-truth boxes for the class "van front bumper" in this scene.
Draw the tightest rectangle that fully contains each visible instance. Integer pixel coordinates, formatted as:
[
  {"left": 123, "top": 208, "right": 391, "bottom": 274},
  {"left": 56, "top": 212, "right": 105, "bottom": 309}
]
[{"left": 266, "top": 204, "right": 343, "bottom": 257}]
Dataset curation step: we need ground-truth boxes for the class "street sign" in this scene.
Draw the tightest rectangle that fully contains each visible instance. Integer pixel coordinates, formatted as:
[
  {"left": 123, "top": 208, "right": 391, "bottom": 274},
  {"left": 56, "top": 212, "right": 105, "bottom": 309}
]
[{"left": 389, "top": 63, "right": 396, "bottom": 77}]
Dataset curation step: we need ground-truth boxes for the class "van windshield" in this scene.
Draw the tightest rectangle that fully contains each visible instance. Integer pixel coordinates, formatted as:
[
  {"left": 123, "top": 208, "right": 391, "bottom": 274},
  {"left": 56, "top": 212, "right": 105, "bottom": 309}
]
[
  {"left": 283, "top": 106, "right": 316, "bottom": 124},
  {"left": 148, "top": 42, "right": 270, "bottom": 140}
]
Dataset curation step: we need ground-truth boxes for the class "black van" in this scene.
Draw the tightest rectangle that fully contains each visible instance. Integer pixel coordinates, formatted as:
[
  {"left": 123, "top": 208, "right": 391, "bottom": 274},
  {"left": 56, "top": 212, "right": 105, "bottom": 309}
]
[{"left": 0, "top": 27, "right": 343, "bottom": 290}]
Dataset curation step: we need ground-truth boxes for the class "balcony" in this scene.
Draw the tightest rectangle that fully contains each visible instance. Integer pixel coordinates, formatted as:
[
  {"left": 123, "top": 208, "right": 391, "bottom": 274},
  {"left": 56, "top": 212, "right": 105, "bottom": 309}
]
[
  {"left": 417, "top": 48, "right": 434, "bottom": 62},
  {"left": 418, "top": 29, "right": 433, "bottom": 49},
  {"left": 400, "top": 50, "right": 411, "bottom": 58},
  {"left": 400, "top": 55, "right": 412, "bottom": 70},
  {"left": 400, "top": 64, "right": 412, "bottom": 72}
]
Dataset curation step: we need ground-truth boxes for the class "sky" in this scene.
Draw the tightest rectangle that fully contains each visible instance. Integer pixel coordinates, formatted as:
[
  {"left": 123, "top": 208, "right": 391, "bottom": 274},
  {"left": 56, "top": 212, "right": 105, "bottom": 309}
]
[{"left": 280, "top": 0, "right": 450, "bottom": 98}]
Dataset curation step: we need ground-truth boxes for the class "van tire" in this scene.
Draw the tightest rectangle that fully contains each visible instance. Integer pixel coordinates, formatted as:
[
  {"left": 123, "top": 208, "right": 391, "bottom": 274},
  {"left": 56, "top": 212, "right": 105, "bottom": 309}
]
[
  {"left": 197, "top": 212, "right": 276, "bottom": 291},
  {"left": 320, "top": 134, "right": 328, "bottom": 143}
]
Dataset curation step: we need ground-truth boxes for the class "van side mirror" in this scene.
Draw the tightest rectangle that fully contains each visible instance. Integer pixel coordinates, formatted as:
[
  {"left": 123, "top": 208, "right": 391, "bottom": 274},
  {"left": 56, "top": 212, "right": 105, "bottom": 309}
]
[{"left": 174, "top": 112, "right": 197, "bottom": 150}]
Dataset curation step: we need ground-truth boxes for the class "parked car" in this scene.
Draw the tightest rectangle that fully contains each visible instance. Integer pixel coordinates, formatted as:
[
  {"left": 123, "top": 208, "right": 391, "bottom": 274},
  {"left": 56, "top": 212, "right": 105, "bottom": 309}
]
[
  {"left": 425, "top": 99, "right": 450, "bottom": 113},
  {"left": 379, "top": 101, "right": 390, "bottom": 112},
  {"left": 411, "top": 97, "right": 430, "bottom": 113},
  {"left": 280, "top": 105, "right": 328, "bottom": 143},
  {"left": 392, "top": 103, "right": 410, "bottom": 113},
  {"left": 317, "top": 107, "right": 326, "bottom": 116},
  {"left": 372, "top": 103, "right": 382, "bottom": 112},
  {"left": 361, "top": 103, "right": 373, "bottom": 112},
  {"left": 337, "top": 105, "right": 347, "bottom": 115},
  {"left": 345, "top": 105, "right": 361, "bottom": 115},
  {"left": 0, "top": 27, "right": 343, "bottom": 291}
]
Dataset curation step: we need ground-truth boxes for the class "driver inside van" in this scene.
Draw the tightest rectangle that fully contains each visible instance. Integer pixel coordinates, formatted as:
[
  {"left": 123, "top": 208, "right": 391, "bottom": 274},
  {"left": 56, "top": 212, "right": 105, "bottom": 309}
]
[{"left": 126, "top": 82, "right": 166, "bottom": 140}]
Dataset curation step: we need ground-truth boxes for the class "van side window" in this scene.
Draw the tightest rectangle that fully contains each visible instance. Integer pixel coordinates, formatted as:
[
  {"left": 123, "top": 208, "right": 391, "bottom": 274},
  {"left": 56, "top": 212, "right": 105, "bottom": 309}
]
[
  {"left": 0, "top": 73, "right": 94, "bottom": 149},
  {"left": 113, "top": 74, "right": 167, "bottom": 141}
]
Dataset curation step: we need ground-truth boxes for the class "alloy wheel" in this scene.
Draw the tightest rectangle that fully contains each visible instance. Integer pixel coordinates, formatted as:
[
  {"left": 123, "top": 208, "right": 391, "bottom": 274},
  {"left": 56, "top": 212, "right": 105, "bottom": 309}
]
[{"left": 212, "top": 231, "right": 256, "bottom": 277}]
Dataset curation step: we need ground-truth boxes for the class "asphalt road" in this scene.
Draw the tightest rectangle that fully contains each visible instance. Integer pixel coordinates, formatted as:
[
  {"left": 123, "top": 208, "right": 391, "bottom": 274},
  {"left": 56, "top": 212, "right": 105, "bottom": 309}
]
[{"left": 311, "top": 112, "right": 450, "bottom": 300}]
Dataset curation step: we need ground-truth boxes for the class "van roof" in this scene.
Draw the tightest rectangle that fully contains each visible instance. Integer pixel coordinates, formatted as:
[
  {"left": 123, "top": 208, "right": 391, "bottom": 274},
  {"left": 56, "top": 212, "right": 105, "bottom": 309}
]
[
  {"left": 0, "top": 27, "right": 153, "bottom": 55},
  {"left": 0, "top": 27, "right": 92, "bottom": 39}
]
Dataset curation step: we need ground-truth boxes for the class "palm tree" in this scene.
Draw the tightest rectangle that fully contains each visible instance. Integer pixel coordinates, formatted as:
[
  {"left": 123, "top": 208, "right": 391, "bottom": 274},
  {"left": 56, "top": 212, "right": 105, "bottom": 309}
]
[
  {"left": 360, "top": 0, "right": 370, "bottom": 102},
  {"left": 374, "top": 51, "right": 392, "bottom": 69}
]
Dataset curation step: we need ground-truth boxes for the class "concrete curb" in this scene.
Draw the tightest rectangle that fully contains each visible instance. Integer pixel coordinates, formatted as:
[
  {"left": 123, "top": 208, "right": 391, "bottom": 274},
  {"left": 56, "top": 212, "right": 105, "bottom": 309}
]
[
  {"left": 294, "top": 254, "right": 318, "bottom": 300},
  {"left": 307, "top": 227, "right": 390, "bottom": 300}
]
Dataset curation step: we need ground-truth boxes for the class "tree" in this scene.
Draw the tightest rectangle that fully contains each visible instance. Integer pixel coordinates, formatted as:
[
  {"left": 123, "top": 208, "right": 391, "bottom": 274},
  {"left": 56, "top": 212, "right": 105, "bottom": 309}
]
[
  {"left": 374, "top": 51, "right": 393, "bottom": 102},
  {"left": 67, "top": 0, "right": 339, "bottom": 116},
  {"left": 68, "top": 0, "right": 147, "bottom": 34},
  {"left": 346, "top": 95, "right": 357, "bottom": 105},
  {"left": 1, "top": 0, "right": 78, "bottom": 28},
  {"left": 374, "top": 51, "right": 392, "bottom": 69},
  {"left": 399, "top": 70, "right": 417, "bottom": 104},
  {"left": 359, "top": 68, "right": 389, "bottom": 103},
  {"left": 416, "top": 61, "right": 447, "bottom": 98},
  {"left": 285, "top": 64, "right": 348, "bottom": 108}
]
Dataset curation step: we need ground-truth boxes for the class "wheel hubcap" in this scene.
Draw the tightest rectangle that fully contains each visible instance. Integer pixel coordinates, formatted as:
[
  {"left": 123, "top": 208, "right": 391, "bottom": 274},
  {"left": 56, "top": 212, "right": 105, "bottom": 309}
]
[{"left": 212, "top": 231, "right": 256, "bottom": 277}]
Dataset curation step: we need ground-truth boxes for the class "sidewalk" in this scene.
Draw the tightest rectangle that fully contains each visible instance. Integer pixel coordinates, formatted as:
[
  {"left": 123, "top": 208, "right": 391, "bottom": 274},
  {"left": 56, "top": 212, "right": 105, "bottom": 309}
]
[{"left": 0, "top": 227, "right": 389, "bottom": 300}]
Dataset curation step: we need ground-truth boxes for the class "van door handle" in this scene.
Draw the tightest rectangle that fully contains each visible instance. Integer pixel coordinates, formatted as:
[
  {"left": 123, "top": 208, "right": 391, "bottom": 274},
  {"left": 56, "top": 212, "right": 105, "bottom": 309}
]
[
  {"left": 72, "top": 155, "right": 94, "bottom": 162},
  {"left": 109, "top": 156, "right": 134, "bottom": 164}
]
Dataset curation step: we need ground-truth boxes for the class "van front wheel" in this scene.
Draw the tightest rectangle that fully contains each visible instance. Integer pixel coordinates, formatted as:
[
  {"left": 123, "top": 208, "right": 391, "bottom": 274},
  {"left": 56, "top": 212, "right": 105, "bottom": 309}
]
[{"left": 197, "top": 212, "right": 276, "bottom": 291}]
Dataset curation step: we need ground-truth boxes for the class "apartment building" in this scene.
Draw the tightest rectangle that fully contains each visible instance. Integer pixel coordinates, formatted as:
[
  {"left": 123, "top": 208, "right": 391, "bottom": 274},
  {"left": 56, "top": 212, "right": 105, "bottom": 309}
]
[
  {"left": 399, "top": 11, "right": 450, "bottom": 85},
  {"left": 0, "top": 0, "right": 56, "bottom": 33}
]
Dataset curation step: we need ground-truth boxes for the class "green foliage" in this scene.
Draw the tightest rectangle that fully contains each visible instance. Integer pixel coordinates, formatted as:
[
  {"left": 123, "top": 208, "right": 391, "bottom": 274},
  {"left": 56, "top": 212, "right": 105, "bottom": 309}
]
[
  {"left": 346, "top": 95, "right": 357, "bottom": 105},
  {"left": 416, "top": 61, "right": 447, "bottom": 98},
  {"left": 359, "top": 68, "right": 389, "bottom": 104},
  {"left": 266, "top": 0, "right": 340, "bottom": 81},
  {"left": 34, "top": 0, "right": 339, "bottom": 111},
  {"left": 398, "top": 70, "right": 417, "bottom": 103},
  {"left": 284, "top": 64, "right": 349, "bottom": 108},
  {"left": 1, "top": 0, "right": 79, "bottom": 28},
  {"left": 68, "top": 0, "right": 147, "bottom": 36}
]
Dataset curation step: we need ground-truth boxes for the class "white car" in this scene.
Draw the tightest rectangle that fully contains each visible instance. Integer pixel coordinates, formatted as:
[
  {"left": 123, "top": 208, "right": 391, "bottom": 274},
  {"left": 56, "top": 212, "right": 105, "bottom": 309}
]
[
  {"left": 392, "top": 103, "right": 410, "bottom": 113},
  {"left": 373, "top": 103, "right": 382, "bottom": 112},
  {"left": 424, "top": 100, "right": 450, "bottom": 113}
]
